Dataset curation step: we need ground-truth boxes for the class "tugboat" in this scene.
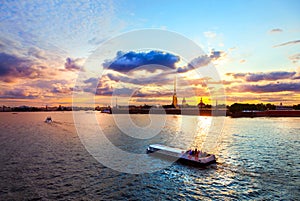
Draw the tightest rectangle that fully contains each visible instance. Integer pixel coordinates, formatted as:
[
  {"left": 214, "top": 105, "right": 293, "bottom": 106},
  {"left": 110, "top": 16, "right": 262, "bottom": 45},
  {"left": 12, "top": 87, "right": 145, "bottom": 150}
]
[
  {"left": 146, "top": 144, "right": 216, "bottom": 166},
  {"left": 45, "top": 116, "right": 52, "bottom": 123}
]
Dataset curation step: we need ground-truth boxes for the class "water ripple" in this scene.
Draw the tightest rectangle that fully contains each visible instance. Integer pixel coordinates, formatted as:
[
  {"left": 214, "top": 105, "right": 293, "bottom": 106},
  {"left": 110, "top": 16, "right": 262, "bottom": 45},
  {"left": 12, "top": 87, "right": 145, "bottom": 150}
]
[{"left": 0, "top": 113, "right": 299, "bottom": 200}]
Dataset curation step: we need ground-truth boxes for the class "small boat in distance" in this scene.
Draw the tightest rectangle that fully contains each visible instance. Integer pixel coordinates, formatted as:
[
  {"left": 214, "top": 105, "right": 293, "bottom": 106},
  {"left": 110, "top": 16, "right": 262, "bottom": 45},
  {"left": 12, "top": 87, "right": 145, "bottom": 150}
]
[
  {"left": 146, "top": 144, "right": 216, "bottom": 166},
  {"left": 100, "top": 109, "right": 111, "bottom": 114},
  {"left": 45, "top": 116, "right": 52, "bottom": 123}
]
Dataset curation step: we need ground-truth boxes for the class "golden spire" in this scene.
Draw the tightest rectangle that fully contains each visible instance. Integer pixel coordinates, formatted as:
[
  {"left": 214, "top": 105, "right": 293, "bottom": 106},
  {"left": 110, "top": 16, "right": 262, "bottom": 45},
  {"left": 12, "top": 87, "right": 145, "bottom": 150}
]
[{"left": 172, "top": 75, "right": 178, "bottom": 108}]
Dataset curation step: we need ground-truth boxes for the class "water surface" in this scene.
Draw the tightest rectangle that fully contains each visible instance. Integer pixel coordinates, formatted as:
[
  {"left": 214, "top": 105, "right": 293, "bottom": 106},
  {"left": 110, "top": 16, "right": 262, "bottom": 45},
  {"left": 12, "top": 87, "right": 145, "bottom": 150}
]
[{"left": 0, "top": 112, "right": 299, "bottom": 200}]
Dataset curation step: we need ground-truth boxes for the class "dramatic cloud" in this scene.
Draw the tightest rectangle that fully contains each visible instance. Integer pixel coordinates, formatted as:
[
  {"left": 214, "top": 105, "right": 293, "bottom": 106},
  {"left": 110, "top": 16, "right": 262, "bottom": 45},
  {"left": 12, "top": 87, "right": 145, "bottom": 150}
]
[
  {"left": 28, "top": 47, "right": 46, "bottom": 60},
  {"left": 182, "top": 77, "right": 211, "bottom": 87},
  {"left": 51, "top": 83, "right": 73, "bottom": 94},
  {"left": 82, "top": 77, "right": 100, "bottom": 93},
  {"left": 177, "top": 50, "right": 225, "bottom": 73},
  {"left": 225, "top": 92, "right": 296, "bottom": 103},
  {"left": 209, "top": 50, "right": 224, "bottom": 59},
  {"left": 28, "top": 79, "right": 70, "bottom": 89},
  {"left": 90, "top": 72, "right": 173, "bottom": 96},
  {"left": 234, "top": 82, "right": 300, "bottom": 93},
  {"left": 273, "top": 40, "right": 300, "bottom": 48},
  {"left": 0, "top": 51, "right": 81, "bottom": 83},
  {"left": 0, "top": 52, "right": 43, "bottom": 82},
  {"left": 0, "top": 88, "right": 39, "bottom": 99},
  {"left": 104, "top": 50, "right": 225, "bottom": 75},
  {"left": 0, "top": 50, "right": 80, "bottom": 100},
  {"left": 228, "top": 71, "right": 297, "bottom": 82},
  {"left": 269, "top": 28, "right": 283, "bottom": 33},
  {"left": 64, "top": 57, "right": 83, "bottom": 71},
  {"left": 132, "top": 90, "right": 173, "bottom": 98},
  {"left": 96, "top": 85, "right": 113, "bottom": 96},
  {"left": 95, "top": 86, "right": 174, "bottom": 98},
  {"left": 84, "top": 77, "right": 99, "bottom": 85},
  {"left": 106, "top": 72, "right": 171, "bottom": 85},
  {"left": 103, "top": 50, "right": 180, "bottom": 72},
  {"left": 89, "top": 49, "right": 227, "bottom": 98}
]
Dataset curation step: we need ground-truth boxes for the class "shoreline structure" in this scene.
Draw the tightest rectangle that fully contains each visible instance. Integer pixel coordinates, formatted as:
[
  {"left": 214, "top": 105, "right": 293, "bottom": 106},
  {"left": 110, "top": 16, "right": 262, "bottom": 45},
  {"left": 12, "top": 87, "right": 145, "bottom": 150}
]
[
  {"left": 2, "top": 106, "right": 300, "bottom": 117},
  {"left": 110, "top": 107, "right": 300, "bottom": 117}
]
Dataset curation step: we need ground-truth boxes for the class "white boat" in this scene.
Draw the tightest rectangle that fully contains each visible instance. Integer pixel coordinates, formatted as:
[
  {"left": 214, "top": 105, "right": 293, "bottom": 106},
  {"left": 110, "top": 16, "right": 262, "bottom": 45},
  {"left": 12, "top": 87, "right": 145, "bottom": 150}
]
[
  {"left": 45, "top": 116, "right": 52, "bottom": 123},
  {"left": 146, "top": 144, "right": 216, "bottom": 166}
]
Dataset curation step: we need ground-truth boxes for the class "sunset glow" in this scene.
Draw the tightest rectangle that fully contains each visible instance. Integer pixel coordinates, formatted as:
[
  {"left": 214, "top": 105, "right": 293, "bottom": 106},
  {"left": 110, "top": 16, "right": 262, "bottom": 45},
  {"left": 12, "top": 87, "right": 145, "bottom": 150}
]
[{"left": 0, "top": 0, "right": 299, "bottom": 107}]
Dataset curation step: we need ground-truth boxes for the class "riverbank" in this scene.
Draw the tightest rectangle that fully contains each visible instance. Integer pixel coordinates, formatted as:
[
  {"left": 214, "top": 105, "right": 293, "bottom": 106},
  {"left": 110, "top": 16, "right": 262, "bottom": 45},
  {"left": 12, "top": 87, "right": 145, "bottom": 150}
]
[{"left": 230, "top": 110, "right": 300, "bottom": 118}]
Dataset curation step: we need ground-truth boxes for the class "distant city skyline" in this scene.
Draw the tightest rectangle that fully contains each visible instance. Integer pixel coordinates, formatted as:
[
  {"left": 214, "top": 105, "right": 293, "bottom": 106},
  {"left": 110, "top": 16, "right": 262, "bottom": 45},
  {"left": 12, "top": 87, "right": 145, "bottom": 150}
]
[{"left": 0, "top": 0, "right": 299, "bottom": 107}]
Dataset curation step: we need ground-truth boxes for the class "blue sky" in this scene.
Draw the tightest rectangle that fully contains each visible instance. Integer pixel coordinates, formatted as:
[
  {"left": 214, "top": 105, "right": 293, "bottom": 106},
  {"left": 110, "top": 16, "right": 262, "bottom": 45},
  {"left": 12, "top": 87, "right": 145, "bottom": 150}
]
[{"left": 0, "top": 0, "right": 299, "bottom": 106}]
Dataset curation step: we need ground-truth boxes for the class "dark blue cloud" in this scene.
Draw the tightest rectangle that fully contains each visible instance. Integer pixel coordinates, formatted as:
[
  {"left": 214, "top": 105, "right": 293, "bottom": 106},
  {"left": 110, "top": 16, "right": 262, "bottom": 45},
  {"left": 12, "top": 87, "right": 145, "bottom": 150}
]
[
  {"left": 96, "top": 87, "right": 113, "bottom": 96},
  {"left": 0, "top": 52, "right": 40, "bottom": 82},
  {"left": 51, "top": 87, "right": 72, "bottom": 94},
  {"left": 229, "top": 71, "right": 297, "bottom": 82},
  {"left": 103, "top": 50, "right": 180, "bottom": 72},
  {"left": 246, "top": 72, "right": 296, "bottom": 82},
  {"left": 84, "top": 77, "right": 99, "bottom": 84},
  {"left": 177, "top": 50, "right": 224, "bottom": 73},
  {"left": 0, "top": 52, "right": 28, "bottom": 76},
  {"left": 236, "top": 82, "right": 300, "bottom": 93},
  {"left": 177, "top": 55, "right": 210, "bottom": 73},
  {"left": 209, "top": 50, "right": 223, "bottom": 59},
  {"left": 64, "top": 57, "right": 82, "bottom": 71},
  {"left": 82, "top": 77, "right": 100, "bottom": 93},
  {"left": 0, "top": 88, "right": 38, "bottom": 99}
]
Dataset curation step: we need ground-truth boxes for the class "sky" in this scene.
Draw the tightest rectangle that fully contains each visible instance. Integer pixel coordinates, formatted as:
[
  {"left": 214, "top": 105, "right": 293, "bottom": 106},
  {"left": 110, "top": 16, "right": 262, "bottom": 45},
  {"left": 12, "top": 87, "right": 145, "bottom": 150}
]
[{"left": 0, "top": 0, "right": 299, "bottom": 107}]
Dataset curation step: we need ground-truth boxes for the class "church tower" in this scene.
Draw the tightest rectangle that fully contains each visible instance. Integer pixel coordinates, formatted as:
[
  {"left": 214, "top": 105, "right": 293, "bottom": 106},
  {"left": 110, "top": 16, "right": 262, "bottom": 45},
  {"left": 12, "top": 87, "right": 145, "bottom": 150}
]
[
  {"left": 172, "top": 77, "right": 178, "bottom": 108},
  {"left": 182, "top": 97, "right": 187, "bottom": 107},
  {"left": 198, "top": 97, "right": 205, "bottom": 108}
]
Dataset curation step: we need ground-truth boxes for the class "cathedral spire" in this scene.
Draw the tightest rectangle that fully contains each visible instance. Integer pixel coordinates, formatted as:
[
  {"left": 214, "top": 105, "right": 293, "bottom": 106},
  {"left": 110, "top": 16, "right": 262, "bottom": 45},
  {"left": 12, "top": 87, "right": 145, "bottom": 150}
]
[{"left": 172, "top": 75, "right": 178, "bottom": 108}]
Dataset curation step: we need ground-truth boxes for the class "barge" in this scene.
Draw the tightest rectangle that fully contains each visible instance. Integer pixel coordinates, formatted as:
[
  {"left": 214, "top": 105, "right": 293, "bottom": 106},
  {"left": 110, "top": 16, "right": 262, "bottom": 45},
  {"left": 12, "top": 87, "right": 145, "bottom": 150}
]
[{"left": 146, "top": 144, "right": 216, "bottom": 166}]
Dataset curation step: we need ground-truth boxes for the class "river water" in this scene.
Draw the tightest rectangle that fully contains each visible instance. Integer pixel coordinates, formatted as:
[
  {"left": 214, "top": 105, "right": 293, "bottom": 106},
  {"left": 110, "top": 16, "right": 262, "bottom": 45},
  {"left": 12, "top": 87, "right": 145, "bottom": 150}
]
[{"left": 0, "top": 112, "right": 299, "bottom": 200}]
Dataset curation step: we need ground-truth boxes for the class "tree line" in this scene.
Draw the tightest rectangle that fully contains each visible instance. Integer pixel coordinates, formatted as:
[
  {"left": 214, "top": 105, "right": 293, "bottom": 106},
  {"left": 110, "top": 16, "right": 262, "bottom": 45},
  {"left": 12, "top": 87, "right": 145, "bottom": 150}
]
[{"left": 228, "top": 103, "right": 300, "bottom": 113}]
